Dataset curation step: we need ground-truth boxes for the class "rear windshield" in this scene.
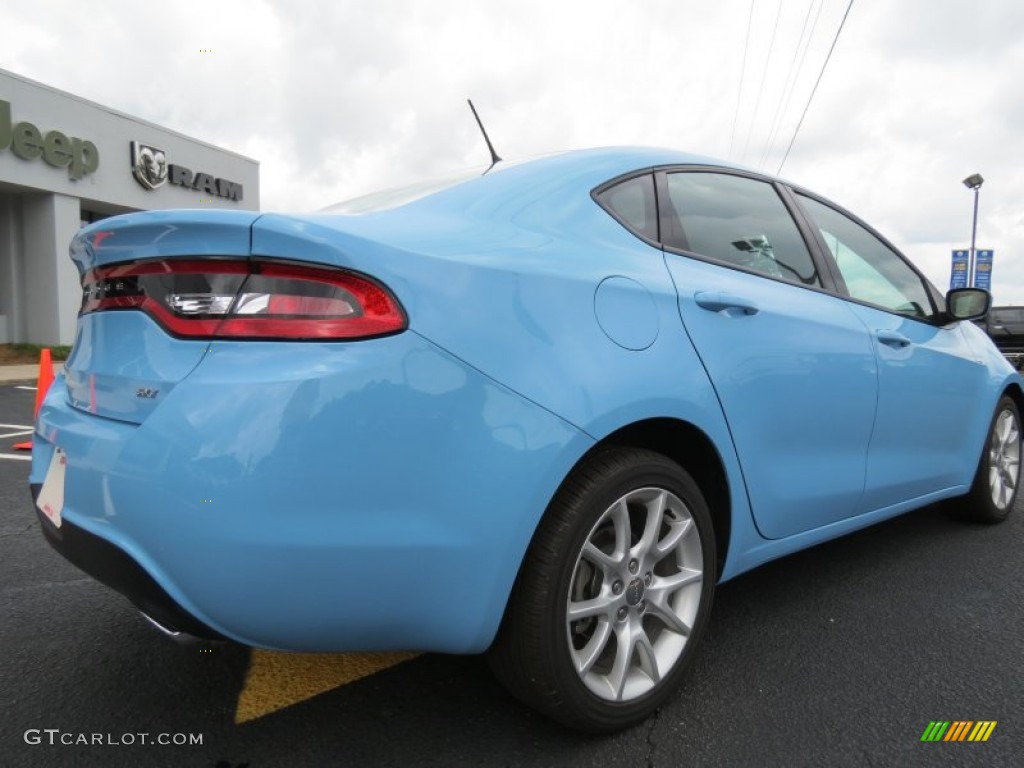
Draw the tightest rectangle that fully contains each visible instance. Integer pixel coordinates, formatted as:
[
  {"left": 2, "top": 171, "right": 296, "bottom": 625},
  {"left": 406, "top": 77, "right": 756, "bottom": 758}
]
[
  {"left": 321, "top": 153, "right": 558, "bottom": 214},
  {"left": 322, "top": 169, "right": 487, "bottom": 214}
]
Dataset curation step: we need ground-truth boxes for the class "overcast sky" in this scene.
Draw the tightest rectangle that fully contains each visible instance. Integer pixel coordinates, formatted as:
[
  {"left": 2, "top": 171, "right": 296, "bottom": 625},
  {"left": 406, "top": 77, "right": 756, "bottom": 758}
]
[{"left": 3, "top": 0, "right": 1023, "bottom": 302}]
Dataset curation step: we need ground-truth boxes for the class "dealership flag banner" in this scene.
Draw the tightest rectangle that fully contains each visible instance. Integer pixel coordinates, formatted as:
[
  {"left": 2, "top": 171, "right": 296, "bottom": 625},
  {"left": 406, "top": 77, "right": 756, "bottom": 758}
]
[
  {"left": 975, "top": 250, "right": 994, "bottom": 290},
  {"left": 950, "top": 250, "right": 969, "bottom": 289}
]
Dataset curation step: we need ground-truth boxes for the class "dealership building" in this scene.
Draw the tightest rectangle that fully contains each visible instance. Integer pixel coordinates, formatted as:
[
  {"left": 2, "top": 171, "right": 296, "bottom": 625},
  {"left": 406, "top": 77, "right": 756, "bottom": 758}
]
[{"left": 0, "top": 69, "right": 260, "bottom": 345}]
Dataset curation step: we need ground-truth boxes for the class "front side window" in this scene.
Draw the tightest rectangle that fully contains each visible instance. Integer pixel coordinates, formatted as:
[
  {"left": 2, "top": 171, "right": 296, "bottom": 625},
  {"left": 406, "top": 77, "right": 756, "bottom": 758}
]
[
  {"left": 797, "top": 194, "right": 934, "bottom": 319},
  {"left": 664, "top": 172, "right": 821, "bottom": 287}
]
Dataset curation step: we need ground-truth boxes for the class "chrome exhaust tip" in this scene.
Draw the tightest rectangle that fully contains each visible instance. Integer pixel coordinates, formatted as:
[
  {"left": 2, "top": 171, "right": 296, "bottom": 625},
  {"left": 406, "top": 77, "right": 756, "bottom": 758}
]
[{"left": 140, "top": 611, "right": 206, "bottom": 646}]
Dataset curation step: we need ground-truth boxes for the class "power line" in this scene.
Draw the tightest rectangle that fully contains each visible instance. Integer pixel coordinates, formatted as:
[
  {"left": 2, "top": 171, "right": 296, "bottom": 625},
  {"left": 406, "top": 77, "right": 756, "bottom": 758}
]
[
  {"left": 764, "top": 0, "right": 827, "bottom": 170},
  {"left": 757, "top": 0, "right": 821, "bottom": 170},
  {"left": 740, "top": 0, "right": 784, "bottom": 164},
  {"left": 728, "top": 0, "right": 755, "bottom": 160},
  {"left": 777, "top": 0, "right": 856, "bottom": 175}
]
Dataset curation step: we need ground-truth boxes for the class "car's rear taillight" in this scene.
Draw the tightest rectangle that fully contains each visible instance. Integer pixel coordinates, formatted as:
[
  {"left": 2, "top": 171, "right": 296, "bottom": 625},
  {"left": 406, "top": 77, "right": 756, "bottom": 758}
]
[{"left": 80, "top": 259, "right": 407, "bottom": 340}]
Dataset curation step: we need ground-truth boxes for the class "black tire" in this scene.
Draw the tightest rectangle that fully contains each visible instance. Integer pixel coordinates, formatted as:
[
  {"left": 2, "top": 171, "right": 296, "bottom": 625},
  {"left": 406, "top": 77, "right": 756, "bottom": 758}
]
[
  {"left": 951, "top": 395, "right": 1022, "bottom": 523},
  {"left": 487, "top": 447, "right": 716, "bottom": 733}
]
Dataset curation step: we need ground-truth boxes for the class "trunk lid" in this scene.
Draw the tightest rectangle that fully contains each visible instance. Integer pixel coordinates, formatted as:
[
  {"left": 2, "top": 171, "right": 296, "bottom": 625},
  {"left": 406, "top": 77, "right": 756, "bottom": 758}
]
[{"left": 65, "top": 210, "right": 260, "bottom": 424}]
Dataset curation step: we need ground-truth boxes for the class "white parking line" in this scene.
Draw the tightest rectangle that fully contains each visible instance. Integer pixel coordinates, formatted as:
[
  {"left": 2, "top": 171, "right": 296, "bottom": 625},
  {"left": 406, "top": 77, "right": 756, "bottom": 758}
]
[
  {"left": 0, "top": 430, "right": 32, "bottom": 439},
  {"left": 15, "top": 386, "right": 36, "bottom": 391},
  {"left": 0, "top": 453, "right": 31, "bottom": 462},
  {"left": 0, "top": 424, "right": 33, "bottom": 429}
]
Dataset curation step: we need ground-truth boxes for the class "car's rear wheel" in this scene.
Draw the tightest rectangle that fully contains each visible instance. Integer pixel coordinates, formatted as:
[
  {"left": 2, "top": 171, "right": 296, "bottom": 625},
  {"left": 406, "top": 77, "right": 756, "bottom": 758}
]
[
  {"left": 952, "top": 395, "right": 1021, "bottom": 523},
  {"left": 488, "top": 447, "right": 716, "bottom": 732}
]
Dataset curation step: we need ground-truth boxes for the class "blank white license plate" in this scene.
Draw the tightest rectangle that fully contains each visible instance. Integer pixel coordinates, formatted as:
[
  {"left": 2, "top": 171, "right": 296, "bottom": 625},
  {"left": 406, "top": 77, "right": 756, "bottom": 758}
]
[{"left": 37, "top": 447, "right": 66, "bottom": 528}]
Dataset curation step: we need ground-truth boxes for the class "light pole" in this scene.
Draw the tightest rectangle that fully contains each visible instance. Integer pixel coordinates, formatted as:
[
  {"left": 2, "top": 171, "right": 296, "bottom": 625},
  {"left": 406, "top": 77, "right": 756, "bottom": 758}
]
[{"left": 963, "top": 173, "right": 984, "bottom": 287}]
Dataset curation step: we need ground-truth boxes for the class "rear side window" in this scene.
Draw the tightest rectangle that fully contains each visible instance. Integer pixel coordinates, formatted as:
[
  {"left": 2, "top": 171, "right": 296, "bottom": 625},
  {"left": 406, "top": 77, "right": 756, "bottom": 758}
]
[
  {"left": 663, "top": 173, "right": 821, "bottom": 287},
  {"left": 596, "top": 174, "right": 658, "bottom": 242}
]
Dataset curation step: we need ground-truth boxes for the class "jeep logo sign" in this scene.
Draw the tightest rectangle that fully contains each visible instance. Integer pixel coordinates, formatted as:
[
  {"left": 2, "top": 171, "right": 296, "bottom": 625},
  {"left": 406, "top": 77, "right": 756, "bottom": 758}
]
[
  {"left": 130, "top": 141, "right": 243, "bottom": 202},
  {"left": 0, "top": 99, "right": 99, "bottom": 180}
]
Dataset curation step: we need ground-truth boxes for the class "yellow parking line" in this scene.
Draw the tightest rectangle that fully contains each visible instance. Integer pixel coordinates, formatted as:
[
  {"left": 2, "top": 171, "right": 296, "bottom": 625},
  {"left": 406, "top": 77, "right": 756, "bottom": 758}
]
[{"left": 235, "top": 650, "right": 419, "bottom": 724}]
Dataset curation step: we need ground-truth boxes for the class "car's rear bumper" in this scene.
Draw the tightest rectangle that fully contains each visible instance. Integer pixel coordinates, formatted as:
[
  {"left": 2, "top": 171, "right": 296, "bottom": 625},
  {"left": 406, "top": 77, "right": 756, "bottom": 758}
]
[
  {"left": 29, "top": 330, "right": 588, "bottom": 652},
  {"left": 31, "top": 483, "right": 226, "bottom": 641}
]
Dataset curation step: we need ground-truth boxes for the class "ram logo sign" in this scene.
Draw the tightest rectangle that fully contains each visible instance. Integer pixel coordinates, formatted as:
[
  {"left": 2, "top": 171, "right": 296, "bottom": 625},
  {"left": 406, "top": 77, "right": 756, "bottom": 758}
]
[
  {"left": 129, "top": 141, "right": 243, "bottom": 202},
  {"left": 131, "top": 142, "right": 168, "bottom": 190}
]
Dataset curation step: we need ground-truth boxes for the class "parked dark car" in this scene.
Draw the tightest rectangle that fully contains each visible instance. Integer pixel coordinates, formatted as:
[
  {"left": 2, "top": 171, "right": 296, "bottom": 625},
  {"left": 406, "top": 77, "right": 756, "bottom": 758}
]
[{"left": 985, "top": 306, "right": 1024, "bottom": 369}]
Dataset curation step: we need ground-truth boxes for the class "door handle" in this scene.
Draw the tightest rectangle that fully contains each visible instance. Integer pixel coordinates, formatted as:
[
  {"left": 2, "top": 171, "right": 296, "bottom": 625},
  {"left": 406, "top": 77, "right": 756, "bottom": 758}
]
[
  {"left": 693, "top": 291, "right": 759, "bottom": 315},
  {"left": 875, "top": 329, "right": 912, "bottom": 347}
]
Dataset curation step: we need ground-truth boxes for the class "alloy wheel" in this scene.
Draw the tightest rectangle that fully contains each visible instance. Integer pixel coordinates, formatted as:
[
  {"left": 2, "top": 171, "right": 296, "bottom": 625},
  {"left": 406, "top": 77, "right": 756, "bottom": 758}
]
[
  {"left": 989, "top": 407, "right": 1021, "bottom": 510},
  {"left": 565, "top": 487, "right": 703, "bottom": 702}
]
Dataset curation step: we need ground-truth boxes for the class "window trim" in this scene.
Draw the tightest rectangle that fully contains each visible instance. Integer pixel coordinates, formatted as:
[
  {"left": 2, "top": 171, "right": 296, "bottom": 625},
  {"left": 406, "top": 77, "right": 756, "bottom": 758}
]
[
  {"left": 590, "top": 163, "right": 950, "bottom": 326},
  {"left": 776, "top": 184, "right": 850, "bottom": 295}
]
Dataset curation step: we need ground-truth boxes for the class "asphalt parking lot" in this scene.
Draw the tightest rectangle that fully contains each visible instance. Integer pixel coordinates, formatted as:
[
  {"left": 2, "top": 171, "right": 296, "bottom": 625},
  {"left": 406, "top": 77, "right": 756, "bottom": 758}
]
[{"left": 1, "top": 380, "right": 1022, "bottom": 767}]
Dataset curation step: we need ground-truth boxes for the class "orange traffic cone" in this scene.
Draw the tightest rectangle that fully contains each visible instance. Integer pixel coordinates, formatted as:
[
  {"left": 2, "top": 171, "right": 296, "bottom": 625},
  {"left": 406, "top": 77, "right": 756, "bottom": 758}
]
[{"left": 13, "top": 348, "right": 55, "bottom": 451}]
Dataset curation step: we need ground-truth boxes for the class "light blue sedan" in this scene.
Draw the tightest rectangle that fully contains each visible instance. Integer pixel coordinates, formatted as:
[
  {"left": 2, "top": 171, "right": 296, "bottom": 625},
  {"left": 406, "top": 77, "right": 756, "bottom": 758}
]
[{"left": 31, "top": 148, "right": 1020, "bottom": 731}]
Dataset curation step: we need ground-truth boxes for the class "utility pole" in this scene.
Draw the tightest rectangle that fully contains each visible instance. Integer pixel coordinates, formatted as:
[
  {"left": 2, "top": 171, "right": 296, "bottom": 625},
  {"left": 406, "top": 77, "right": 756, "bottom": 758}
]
[{"left": 962, "top": 173, "right": 984, "bottom": 287}]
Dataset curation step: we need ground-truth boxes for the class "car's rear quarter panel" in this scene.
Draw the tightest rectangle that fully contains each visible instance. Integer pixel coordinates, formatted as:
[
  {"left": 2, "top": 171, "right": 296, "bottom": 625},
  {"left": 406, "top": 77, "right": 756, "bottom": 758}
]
[{"left": 254, "top": 156, "right": 757, "bottom": 587}]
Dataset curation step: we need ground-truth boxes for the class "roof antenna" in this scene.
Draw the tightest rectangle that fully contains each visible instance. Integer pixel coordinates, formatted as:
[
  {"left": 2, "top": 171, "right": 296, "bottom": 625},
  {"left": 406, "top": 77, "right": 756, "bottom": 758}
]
[{"left": 467, "top": 99, "right": 502, "bottom": 170}]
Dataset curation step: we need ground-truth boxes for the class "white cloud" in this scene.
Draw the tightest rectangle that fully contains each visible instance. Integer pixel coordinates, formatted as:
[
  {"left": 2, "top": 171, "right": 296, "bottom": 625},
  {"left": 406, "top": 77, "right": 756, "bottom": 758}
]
[{"left": 3, "top": 0, "right": 1023, "bottom": 300}]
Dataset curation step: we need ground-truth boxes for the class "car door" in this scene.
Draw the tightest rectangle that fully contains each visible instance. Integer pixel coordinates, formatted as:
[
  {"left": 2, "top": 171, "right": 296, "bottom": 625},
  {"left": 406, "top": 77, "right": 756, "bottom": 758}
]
[
  {"left": 793, "top": 192, "right": 992, "bottom": 512},
  {"left": 659, "top": 170, "right": 878, "bottom": 540}
]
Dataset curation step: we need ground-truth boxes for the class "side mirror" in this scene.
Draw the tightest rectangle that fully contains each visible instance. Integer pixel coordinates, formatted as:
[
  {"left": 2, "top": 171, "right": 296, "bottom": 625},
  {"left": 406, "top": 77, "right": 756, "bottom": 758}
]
[{"left": 947, "top": 288, "right": 991, "bottom": 321}]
